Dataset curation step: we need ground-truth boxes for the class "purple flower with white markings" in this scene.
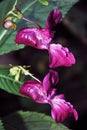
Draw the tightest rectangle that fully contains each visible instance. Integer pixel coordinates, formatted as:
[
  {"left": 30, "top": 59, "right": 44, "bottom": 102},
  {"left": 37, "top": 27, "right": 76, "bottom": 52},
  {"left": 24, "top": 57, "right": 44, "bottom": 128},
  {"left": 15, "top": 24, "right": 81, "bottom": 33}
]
[
  {"left": 19, "top": 70, "right": 78, "bottom": 122},
  {"left": 15, "top": 9, "right": 76, "bottom": 68}
]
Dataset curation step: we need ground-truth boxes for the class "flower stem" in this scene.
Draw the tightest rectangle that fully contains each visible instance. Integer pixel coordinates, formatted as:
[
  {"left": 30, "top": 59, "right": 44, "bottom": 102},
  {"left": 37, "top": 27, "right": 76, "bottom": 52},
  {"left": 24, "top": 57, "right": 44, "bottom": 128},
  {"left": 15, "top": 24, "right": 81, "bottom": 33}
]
[
  {"left": 22, "top": 17, "right": 41, "bottom": 28},
  {"left": 28, "top": 73, "right": 41, "bottom": 83},
  {"left": 19, "top": 66, "right": 41, "bottom": 83}
]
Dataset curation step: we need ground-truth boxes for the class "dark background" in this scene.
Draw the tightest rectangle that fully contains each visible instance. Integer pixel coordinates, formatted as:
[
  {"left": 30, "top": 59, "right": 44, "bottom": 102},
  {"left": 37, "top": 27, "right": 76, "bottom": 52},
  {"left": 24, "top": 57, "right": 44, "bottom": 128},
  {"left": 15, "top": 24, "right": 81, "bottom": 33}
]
[{"left": 0, "top": 0, "right": 87, "bottom": 130}]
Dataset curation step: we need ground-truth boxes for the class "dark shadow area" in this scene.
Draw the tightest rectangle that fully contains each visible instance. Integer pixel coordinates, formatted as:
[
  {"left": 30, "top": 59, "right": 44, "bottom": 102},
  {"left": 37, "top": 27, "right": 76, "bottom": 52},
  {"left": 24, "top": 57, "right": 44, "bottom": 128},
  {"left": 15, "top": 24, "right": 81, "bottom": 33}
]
[{"left": 2, "top": 112, "right": 29, "bottom": 130}]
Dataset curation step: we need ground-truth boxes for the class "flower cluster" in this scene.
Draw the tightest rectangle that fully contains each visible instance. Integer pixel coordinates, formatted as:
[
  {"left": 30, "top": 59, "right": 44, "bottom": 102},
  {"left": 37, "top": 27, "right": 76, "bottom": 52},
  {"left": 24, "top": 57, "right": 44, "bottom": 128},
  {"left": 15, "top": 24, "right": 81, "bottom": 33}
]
[{"left": 15, "top": 9, "right": 78, "bottom": 122}]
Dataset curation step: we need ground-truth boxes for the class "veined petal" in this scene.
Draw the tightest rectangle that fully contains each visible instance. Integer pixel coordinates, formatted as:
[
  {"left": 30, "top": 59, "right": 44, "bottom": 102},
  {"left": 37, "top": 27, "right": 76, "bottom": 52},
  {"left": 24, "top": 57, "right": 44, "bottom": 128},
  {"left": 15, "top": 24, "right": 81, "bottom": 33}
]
[
  {"left": 15, "top": 28, "right": 51, "bottom": 50},
  {"left": 49, "top": 44, "right": 76, "bottom": 68},
  {"left": 46, "top": 9, "right": 62, "bottom": 34},
  {"left": 50, "top": 95, "right": 78, "bottom": 122}
]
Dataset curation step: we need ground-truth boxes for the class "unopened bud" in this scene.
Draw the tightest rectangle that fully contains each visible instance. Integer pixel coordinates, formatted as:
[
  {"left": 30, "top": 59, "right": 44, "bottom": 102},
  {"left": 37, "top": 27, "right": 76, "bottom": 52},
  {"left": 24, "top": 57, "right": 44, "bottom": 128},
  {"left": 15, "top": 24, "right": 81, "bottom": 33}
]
[
  {"left": 9, "top": 66, "right": 21, "bottom": 82},
  {"left": 3, "top": 20, "right": 16, "bottom": 30},
  {"left": 10, "top": 67, "right": 19, "bottom": 76}
]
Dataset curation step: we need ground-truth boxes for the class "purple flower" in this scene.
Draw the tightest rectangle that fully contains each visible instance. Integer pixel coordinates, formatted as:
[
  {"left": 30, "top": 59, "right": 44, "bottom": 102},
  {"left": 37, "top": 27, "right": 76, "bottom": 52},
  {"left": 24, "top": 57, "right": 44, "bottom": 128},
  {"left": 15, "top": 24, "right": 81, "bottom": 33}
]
[
  {"left": 15, "top": 9, "right": 61, "bottom": 49},
  {"left": 15, "top": 28, "right": 51, "bottom": 50},
  {"left": 19, "top": 70, "right": 78, "bottom": 122},
  {"left": 49, "top": 44, "right": 76, "bottom": 68},
  {"left": 50, "top": 95, "right": 78, "bottom": 122},
  {"left": 15, "top": 9, "right": 75, "bottom": 68}
]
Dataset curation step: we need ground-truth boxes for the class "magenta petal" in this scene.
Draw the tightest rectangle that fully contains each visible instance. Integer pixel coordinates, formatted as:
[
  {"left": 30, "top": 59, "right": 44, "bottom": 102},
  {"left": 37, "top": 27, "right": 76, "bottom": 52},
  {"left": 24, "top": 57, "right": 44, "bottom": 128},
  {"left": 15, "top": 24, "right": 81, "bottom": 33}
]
[
  {"left": 19, "top": 80, "right": 42, "bottom": 99},
  {"left": 49, "top": 44, "right": 76, "bottom": 68},
  {"left": 50, "top": 95, "right": 78, "bottom": 122},
  {"left": 46, "top": 9, "right": 62, "bottom": 34},
  {"left": 15, "top": 28, "right": 51, "bottom": 50},
  {"left": 43, "top": 70, "right": 59, "bottom": 95},
  {"left": 19, "top": 80, "right": 48, "bottom": 103},
  {"left": 19, "top": 70, "right": 59, "bottom": 103}
]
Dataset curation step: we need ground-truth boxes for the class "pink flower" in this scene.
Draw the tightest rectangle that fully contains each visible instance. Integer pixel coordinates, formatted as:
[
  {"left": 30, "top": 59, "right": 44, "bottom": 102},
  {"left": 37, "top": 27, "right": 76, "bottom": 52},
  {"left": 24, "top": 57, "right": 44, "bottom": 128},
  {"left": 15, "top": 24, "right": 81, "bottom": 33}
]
[
  {"left": 15, "top": 9, "right": 75, "bottom": 68},
  {"left": 19, "top": 70, "right": 78, "bottom": 122},
  {"left": 50, "top": 95, "right": 78, "bottom": 122},
  {"left": 49, "top": 44, "right": 76, "bottom": 68},
  {"left": 15, "top": 28, "right": 51, "bottom": 50},
  {"left": 15, "top": 9, "right": 61, "bottom": 49}
]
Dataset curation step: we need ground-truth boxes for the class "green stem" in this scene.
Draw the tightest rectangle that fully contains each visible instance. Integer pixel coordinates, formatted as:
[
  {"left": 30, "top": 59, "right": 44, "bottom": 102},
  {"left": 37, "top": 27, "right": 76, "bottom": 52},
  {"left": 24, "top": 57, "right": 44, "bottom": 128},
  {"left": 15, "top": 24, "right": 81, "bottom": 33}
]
[{"left": 19, "top": 66, "right": 41, "bottom": 83}]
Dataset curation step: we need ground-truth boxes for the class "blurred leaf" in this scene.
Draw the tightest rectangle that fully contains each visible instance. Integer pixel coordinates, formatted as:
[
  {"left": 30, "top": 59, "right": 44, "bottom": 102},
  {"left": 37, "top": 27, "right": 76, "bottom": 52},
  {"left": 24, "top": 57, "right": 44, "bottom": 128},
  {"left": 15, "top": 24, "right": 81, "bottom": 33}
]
[
  {"left": 0, "top": 28, "right": 24, "bottom": 55},
  {"left": 3, "top": 111, "right": 70, "bottom": 130},
  {"left": 0, "top": 0, "right": 16, "bottom": 21},
  {"left": 0, "top": 119, "right": 5, "bottom": 130},
  {"left": 0, "top": 66, "right": 23, "bottom": 96},
  {"left": 0, "top": 0, "right": 78, "bottom": 55},
  {"left": 22, "top": 0, "right": 79, "bottom": 26},
  {"left": 38, "top": 0, "right": 48, "bottom": 6}
]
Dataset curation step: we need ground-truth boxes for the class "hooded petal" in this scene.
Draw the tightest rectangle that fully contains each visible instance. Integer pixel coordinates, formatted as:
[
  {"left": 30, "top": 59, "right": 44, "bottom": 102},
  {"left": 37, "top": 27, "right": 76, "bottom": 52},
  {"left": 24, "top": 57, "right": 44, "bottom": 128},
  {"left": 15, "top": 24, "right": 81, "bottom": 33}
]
[
  {"left": 19, "top": 80, "right": 48, "bottom": 103},
  {"left": 46, "top": 9, "right": 62, "bottom": 34},
  {"left": 15, "top": 9, "right": 62, "bottom": 48},
  {"left": 19, "top": 70, "right": 59, "bottom": 102},
  {"left": 15, "top": 28, "right": 51, "bottom": 50},
  {"left": 43, "top": 70, "right": 59, "bottom": 96},
  {"left": 49, "top": 44, "right": 76, "bottom": 68},
  {"left": 50, "top": 95, "right": 78, "bottom": 122}
]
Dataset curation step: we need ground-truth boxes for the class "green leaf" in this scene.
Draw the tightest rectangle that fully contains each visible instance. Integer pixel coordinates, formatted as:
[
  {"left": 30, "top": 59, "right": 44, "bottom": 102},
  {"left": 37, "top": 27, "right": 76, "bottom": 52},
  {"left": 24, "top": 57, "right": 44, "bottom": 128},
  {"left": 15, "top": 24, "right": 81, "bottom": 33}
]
[
  {"left": 0, "top": 28, "right": 24, "bottom": 55},
  {"left": 0, "top": 119, "right": 5, "bottom": 130},
  {"left": 38, "top": 0, "right": 48, "bottom": 6},
  {"left": 0, "top": 66, "right": 23, "bottom": 96},
  {"left": 0, "top": 0, "right": 16, "bottom": 22},
  {"left": 0, "top": 0, "right": 78, "bottom": 55},
  {"left": 2, "top": 111, "right": 70, "bottom": 130},
  {"left": 18, "top": 0, "right": 79, "bottom": 28},
  {"left": 0, "top": 0, "right": 38, "bottom": 55}
]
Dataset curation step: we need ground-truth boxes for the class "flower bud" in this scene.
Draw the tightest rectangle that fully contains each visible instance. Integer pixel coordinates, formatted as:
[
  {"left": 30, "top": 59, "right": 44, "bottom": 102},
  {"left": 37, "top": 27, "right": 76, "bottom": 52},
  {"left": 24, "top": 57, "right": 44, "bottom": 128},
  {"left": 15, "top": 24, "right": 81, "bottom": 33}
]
[
  {"left": 9, "top": 66, "right": 21, "bottom": 82},
  {"left": 9, "top": 67, "right": 19, "bottom": 76},
  {"left": 3, "top": 20, "right": 16, "bottom": 30}
]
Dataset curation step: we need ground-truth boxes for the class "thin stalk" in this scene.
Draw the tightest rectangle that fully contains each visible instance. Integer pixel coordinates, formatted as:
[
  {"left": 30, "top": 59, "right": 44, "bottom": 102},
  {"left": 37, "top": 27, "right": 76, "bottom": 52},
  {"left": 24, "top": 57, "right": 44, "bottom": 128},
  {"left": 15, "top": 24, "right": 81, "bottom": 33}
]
[
  {"left": 19, "top": 66, "right": 41, "bottom": 83},
  {"left": 22, "top": 17, "right": 41, "bottom": 28},
  {"left": 28, "top": 73, "right": 41, "bottom": 83}
]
